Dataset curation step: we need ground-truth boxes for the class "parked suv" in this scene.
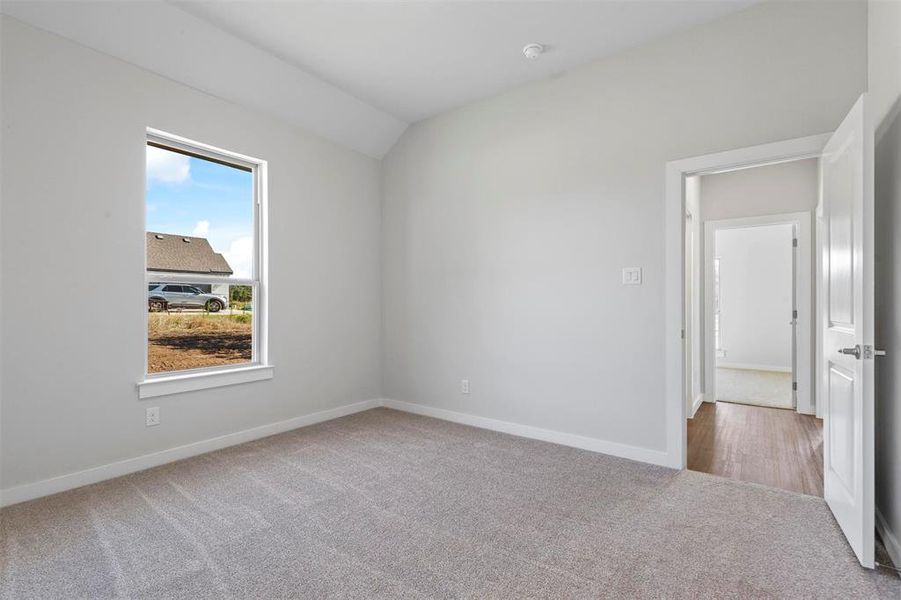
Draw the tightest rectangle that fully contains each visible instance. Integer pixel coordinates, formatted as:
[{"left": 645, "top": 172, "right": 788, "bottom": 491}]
[{"left": 148, "top": 284, "right": 228, "bottom": 312}]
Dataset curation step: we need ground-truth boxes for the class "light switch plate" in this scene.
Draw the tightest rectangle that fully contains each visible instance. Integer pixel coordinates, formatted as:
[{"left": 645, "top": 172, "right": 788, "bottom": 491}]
[{"left": 622, "top": 267, "right": 642, "bottom": 285}]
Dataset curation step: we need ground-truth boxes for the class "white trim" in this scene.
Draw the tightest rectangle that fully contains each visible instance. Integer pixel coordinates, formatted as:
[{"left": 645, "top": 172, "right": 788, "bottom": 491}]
[
  {"left": 689, "top": 393, "right": 706, "bottom": 418},
  {"left": 0, "top": 397, "right": 676, "bottom": 507},
  {"left": 138, "top": 364, "right": 274, "bottom": 399},
  {"left": 815, "top": 195, "right": 826, "bottom": 420},
  {"left": 147, "top": 128, "right": 262, "bottom": 170},
  {"left": 716, "top": 362, "right": 793, "bottom": 373},
  {"left": 876, "top": 507, "right": 901, "bottom": 573},
  {"left": 382, "top": 399, "right": 672, "bottom": 467},
  {"left": 0, "top": 398, "right": 381, "bottom": 507},
  {"left": 665, "top": 133, "right": 830, "bottom": 469},
  {"left": 147, "top": 273, "right": 257, "bottom": 285}
]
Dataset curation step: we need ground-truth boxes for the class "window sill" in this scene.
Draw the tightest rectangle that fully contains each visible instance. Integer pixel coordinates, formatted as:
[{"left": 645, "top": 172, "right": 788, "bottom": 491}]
[{"left": 138, "top": 364, "right": 273, "bottom": 399}]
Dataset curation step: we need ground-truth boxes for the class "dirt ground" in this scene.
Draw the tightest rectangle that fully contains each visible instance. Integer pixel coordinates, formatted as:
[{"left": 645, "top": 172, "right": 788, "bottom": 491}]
[{"left": 147, "top": 313, "right": 252, "bottom": 373}]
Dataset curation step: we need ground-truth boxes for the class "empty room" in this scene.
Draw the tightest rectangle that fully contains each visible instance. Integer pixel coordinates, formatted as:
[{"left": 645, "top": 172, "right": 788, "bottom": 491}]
[{"left": 1, "top": 1, "right": 900, "bottom": 598}]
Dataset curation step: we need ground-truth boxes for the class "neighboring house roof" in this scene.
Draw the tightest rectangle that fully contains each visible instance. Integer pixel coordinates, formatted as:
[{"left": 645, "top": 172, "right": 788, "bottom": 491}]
[{"left": 146, "top": 232, "right": 233, "bottom": 275}]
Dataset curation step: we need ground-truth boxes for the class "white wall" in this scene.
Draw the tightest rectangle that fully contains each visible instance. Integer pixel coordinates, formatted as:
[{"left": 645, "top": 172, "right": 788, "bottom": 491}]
[
  {"left": 381, "top": 1, "right": 866, "bottom": 457},
  {"left": 0, "top": 18, "right": 383, "bottom": 492},
  {"left": 715, "top": 225, "right": 794, "bottom": 371},
  {"left": 700, "top": 159, "right": 821, "bottom": 222},
  {"left": 870, "top": 0, "right": 901, "bottom": 568}
]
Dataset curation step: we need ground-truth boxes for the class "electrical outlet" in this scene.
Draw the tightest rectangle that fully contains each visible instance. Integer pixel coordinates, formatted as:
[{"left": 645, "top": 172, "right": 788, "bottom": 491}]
[
  {"left": 461, "top": 379, "right": 470, "bottom": 394},
  {"left": 622, "top": 267, "right": 642, "bottom": 285},
  {"left": 145, "top": 406, "right": 160, "bottom": 427}
]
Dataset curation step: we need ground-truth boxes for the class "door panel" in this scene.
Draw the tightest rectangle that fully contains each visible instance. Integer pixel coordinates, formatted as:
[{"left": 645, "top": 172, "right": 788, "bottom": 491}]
[
  {"left": 820, "top": 94, "right": 874, "bottom": 568},
  {"left": 827, "top": 156, "right": 855, "bottom": 326},
  {"left": 827, "top": 364, "right": 854, "bottom": 494}
]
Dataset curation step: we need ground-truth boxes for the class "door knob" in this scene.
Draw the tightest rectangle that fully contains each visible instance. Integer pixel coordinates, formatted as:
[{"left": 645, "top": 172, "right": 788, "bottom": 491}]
[{"left": 838, "top": 345, "right": 861, "bottom": 359}]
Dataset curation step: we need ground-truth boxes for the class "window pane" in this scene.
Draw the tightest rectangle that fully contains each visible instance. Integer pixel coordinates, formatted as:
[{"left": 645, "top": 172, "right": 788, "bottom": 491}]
[
  {"left": 713, "top": 258, "right": 722, "bottom": 352},
  {"left": 147, "top": 283, "right": 254, "bottom": 374},
  {"left": 146, "top": 144, "right": 254, "bottom": 280},
  {"left": 146, "top": 139, "right": 257, "bottom": 376}
]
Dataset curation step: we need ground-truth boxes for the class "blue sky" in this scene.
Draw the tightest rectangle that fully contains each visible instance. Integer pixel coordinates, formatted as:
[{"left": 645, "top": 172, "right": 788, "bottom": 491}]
[{"left": 146, "top": 145, "right": 253, "bottom": 278}]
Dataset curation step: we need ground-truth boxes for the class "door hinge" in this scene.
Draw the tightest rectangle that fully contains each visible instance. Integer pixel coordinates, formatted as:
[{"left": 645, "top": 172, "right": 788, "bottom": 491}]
[
  {"left": 792, "top": 238, "right": 798, "bottom": 247},
  {"left": 793, "top": 309, "right": 798, "bottom": 319},
  {"left": 792, "top": 382, "right": 798, "bottom": 391},
  {"left": 681, "top": 329, "right": 685, "bottom": 339}
]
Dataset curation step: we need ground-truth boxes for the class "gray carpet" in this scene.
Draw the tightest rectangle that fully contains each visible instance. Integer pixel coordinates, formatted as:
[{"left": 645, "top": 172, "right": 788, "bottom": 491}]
[
  {"left": 716, "top": 367, "right": 794, "bottom": 409},
  {"left": 1, "top": 408, "right": 898, "bottom": 599}
]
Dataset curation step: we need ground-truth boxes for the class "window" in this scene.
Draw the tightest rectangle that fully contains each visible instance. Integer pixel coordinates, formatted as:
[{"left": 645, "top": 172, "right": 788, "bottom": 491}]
[
  {"left": 140, "top": 129, "right": 269, "bottom": 398},
  {"left": 713, "top": 257, "right": 724, "bottom": 357}
]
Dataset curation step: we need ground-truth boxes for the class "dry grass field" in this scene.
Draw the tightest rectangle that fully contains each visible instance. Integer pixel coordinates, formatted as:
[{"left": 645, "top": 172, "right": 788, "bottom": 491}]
[{"left": 147, "top": 312, "right": 252, "bottom": 373}]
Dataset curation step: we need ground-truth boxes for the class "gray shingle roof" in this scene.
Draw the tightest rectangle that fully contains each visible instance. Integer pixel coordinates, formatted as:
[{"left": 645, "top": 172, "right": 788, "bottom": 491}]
[{"left": 146, "top": 232, "right": 233, "bottom": 275}]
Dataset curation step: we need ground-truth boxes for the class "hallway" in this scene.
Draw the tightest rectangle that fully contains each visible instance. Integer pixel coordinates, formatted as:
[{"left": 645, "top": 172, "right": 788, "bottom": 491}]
[{"left": 688, "top": 402, "right": 823, "bottom": 497}]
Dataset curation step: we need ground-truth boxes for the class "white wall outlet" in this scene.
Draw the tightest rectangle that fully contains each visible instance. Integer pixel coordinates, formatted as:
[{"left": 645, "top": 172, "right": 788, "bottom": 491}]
[
  {"left": 145, "top": 406, "right": 160, "bottom": 427},
  {"left": 622, "top": 267, "right": 642, "bottom": 285},
  {"left": 461, "top": 379, "right": 470, "bottom": 394}
]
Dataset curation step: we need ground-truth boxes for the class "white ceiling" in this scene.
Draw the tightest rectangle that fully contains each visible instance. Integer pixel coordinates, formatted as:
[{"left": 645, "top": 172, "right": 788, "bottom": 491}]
[
  {"left": 1, "top": 0, "right": 407, "bottom": 158},
  {"left": 174, "top": 1, "right": 758, "bottom": 123},
  {"left": 3, "top": 1, "right": 758, "bottom": 156}
]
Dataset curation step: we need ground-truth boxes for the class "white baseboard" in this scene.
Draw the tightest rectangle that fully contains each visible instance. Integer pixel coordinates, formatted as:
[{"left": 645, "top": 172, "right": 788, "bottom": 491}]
[
  {"left": 0, "top": 398, "right": 381, "bottom": 508},
  {"left": 689, "top": 393, "right": 705, "bottom": 418},
  {"left": 382, "top": 399, "right": 672, "bottom": 468},
  {"left": 3, "top": 397, "right": 677, "bottom": 507},
  {"left": 716, "top": 362, "right": 792, "bottom": 373},
  {"left": 876, "top": 506, "right": 901, "bottom": 573}
]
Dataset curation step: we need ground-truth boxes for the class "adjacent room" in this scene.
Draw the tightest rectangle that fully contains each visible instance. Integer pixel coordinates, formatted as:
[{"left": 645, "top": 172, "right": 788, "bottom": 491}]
[
  {"left": 2, "top": 1, "right": 900, "bottom": 598},
  {"left": 713, "top": 223, "right": 795, "bottom": 409}
]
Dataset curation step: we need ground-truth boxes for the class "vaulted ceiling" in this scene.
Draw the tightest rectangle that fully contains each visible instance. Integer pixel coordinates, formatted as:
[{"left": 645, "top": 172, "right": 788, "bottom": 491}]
[{"left": 2, "top": 1, "right": 758, "bottom": 157}]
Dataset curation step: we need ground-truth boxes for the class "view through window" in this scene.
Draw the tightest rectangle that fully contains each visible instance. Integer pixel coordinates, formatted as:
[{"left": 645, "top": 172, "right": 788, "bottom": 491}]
[
  {"left": 714, "top": 257, "right": 723, "bottom": 356},
  {"left": 145, "top": 137, "right": 258, "bottom": 374}
]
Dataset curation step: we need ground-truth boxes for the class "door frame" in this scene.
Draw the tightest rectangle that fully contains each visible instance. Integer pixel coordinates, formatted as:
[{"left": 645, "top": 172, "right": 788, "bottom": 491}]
[
  {"left": 703, "top": 212, "right": 814, "bottom": 414},
  {"left": 664, "top": 133, "right": 831, "bottom": 469},
  {"left": 684, "top": 209, "right": 697, "bottom": 416}
]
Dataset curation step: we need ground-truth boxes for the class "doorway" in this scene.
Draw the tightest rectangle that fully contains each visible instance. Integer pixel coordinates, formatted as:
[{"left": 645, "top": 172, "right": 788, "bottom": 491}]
[
  {"left": 713, "top": 224, "right": 794, "bottom": 410},
  {"left": 667, "top": 99, "right": 879, "bottom": 568},
  {"left": 705, "top": 214, "right": 812, "bottom": 414},
  {"left": 682, "top": 160, "right": 822, "bottom": 497}
]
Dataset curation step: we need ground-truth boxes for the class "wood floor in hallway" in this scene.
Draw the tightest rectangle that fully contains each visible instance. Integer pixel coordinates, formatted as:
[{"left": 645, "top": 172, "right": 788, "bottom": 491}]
[{"left": 688, "top": 401, "right": 824, "bottom": 497}]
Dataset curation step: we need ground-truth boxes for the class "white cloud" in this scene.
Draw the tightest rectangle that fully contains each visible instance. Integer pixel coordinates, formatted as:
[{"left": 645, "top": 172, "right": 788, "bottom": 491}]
[
  {"left": 223, "top": 236, "right": 253, "bottom": 279},
  {"left": 189, "top": 220, "right": 252, "bottom": 279},
  {"left": 146, "top": 145, "right": 190, "bottom": 185},
  {"left": 192, "top": 220, "right": 210, "bottom": 237}
]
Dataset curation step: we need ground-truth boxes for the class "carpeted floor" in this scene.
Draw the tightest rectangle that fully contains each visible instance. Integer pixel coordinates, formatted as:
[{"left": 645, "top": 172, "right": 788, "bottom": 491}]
[
  {"left": 1, "top": 408, "right": 898, "bottom": 599},
  {"left": 716, "top": 367, "right": 794, "bottom": 409}
]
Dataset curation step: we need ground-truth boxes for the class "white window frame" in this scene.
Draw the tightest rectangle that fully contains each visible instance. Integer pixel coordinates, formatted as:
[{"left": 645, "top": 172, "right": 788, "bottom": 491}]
[
  {"left": 713, "top": 256, "right": 725, "bottom": 357},
  {"left": 138, "top": 128, "right": 271, "bottom": 398}
]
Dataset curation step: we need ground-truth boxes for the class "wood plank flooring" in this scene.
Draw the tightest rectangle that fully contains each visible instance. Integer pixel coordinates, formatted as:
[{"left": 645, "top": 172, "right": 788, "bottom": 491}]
[{"left": 687, "top": 401, "right": 824, "bottom": 497}]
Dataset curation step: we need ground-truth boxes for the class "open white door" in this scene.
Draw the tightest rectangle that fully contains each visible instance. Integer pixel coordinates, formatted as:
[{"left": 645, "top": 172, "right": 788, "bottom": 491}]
[{"left": 820, "top": 94, "right": 875, "bottom": 568}]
